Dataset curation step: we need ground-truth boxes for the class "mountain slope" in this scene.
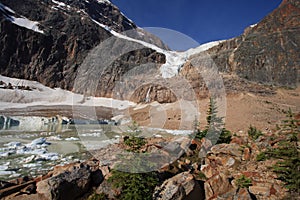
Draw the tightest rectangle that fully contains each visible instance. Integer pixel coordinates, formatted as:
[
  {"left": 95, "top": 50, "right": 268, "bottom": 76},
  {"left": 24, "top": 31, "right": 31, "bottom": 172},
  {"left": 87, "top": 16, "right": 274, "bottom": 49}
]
[
  {"left": 0, "top": 0, "right": 167, "bottom": 91},
  {"left": 0, "top": 0, "right": 299, "bottom": 105},
  {"left": 205, "top": 0, "right": 300, "bottom": 87}
]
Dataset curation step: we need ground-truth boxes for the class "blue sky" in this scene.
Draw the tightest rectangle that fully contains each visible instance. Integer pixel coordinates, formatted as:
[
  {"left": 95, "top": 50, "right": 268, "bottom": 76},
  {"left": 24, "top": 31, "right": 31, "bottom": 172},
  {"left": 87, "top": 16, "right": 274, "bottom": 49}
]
[{"left": 111, "top": 0, "right": 282, "bottom": 50}]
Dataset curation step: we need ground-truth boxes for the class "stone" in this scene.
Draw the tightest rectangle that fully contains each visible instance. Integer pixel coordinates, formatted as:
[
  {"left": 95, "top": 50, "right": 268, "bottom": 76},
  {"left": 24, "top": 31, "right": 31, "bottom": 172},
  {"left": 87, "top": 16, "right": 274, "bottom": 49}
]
[
  {"left": 226, "top": 157, "right": 236, "bottom": 167},
  {"left": 37, "top": 164, "right": 103, "bottom": 200},
  {"left": 153, "top": 172, "right": 198, "bottom": 200},
  {"left": 204, "top": 173, "right": 234, "bottom": 200},
  {"left": 249, "top": 186, "right": 270, "bottom": 197},
  {"left": 233, "top": 188, "right": 252, "bottom": 200},
  {"left": 200, "top": 164, "right": 217, "bottom": 179},
  {"left": 242, "top": 148, "right": 251, "bottom": 161},
  {"left": 210, "top": 143, "right": 243, "bottom": 158}
]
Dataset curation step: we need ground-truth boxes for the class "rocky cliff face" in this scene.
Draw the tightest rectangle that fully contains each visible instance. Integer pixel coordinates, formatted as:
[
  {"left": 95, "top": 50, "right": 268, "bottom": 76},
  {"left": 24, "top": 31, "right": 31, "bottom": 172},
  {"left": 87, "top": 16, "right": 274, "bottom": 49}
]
[
  {"left": 0, "top": 0, "right": 167, "bottom": 92},
  {"left": 204, "top": 0, "right": 300, "bottom": 87}
]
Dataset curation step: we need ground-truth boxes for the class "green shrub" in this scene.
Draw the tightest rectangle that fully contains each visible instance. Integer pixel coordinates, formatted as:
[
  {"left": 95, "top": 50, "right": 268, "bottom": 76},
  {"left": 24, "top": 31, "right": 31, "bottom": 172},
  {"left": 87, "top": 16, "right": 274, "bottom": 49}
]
[
  {"left": 87, "top": 193, "right": 108, "bottom": 200},
  {"left": 109, "top": 170, "right": 158, "bottom": 200},
  {"left": 236, "top": 175, "right": 252, "bottom": 188},
  {"left": 123, "top": 121, "right": 146, "bottom": 152},
  {"left": 217, "top": 129, "right": 232, "bottom": 144},
  {"left": 248, "top": 125, "right": 263, "bottom": 140},
  {"left": 256, "top": 152, "right": 267, "bottom": 161},
  {"left": 124, "top": 136, "right": 146, "bottom": 152},
  {"left": 196, "top": 172, "right": 207, "bottom": 180}
]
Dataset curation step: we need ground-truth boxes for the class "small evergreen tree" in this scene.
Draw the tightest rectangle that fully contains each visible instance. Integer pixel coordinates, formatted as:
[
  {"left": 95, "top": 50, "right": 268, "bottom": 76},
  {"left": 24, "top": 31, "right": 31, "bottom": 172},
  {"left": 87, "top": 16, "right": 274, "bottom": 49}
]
[
  {"left": 269, "top": 109, "right": 300, "bottom": 193},
  {"left": 195, "top": 97, "right": 231, "bottom": 144},
  {"left": 123, "top": 121, "right": 146, "bottom": 152},
  {"left": 248, "top": 125, "right": 263, "bottom": 140},
  {"left": 236, "top": 175, "right": 252, "bottom": 188},
  {"left": 109, "top": 170, "right": 158, "bottom": 200}
]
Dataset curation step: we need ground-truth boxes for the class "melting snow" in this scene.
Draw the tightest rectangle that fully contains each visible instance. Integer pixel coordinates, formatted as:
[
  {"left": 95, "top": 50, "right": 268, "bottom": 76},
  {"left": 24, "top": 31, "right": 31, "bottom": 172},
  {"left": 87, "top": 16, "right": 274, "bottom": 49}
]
[
  {"left": 51, "top": 0, "right": 71, "bottom": 10},
  {"left": 0, "top": 75, "right": 136, "bottom": 111},
  {"left": 0, "top": 3, "right": 44, "bottom": 34},
  {"left": 97, "top": 0, "right": 111, "bottom": 4},
  {"left": 10, "top": 17, "right": 44, "bottom": 34},
  {"left": 0, "top": 3, "right": 15, "bottom": 14},
  {"left": 92, "top": 18, "right": 224, "bottom": 78}
]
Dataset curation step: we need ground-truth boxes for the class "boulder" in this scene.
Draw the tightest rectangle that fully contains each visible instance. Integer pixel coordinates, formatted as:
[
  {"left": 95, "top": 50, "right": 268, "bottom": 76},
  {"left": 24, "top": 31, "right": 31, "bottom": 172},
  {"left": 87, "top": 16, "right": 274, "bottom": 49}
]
[
  {"left": 153, "top": 172, "right": 201, "bottom": 200},
  {"left": 204, "top": 172, "right": 234, "bottom": 200},
  {"left": 37, "top": 164, "right": 103, "bottom": 200},
  {"left": 249, "top": 186, "right": 270, "bottom": 197},
  {"left": 210, "top": 143, "right": 242, "bottom": 158},
  {"left": 233, "top": 188, "right": 252, "bottom": 200}
]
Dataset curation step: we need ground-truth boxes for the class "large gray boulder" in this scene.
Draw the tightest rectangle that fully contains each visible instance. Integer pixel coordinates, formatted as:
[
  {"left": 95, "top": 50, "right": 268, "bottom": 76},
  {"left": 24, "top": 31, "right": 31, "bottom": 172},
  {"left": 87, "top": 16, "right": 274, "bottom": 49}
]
[{"left": 37, "top": 163, "right": 103, "bottom": 200}]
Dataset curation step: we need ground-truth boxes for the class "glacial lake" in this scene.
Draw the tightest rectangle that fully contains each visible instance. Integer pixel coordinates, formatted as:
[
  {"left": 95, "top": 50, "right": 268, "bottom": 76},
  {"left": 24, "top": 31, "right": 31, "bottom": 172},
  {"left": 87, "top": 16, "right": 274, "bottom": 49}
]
[{"left": 0, "top": 116, "right": 192, "bottom": 181}]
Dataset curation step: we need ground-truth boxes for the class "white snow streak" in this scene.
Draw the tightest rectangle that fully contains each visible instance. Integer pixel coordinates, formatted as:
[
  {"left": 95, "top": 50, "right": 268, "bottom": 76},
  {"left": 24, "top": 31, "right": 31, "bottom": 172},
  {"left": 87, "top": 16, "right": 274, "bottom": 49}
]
[
  {"left": 10, "top": 17, "right": 44, "bottom": 34},
  {"left": 0, "top": 3, "right": 44, "bottom": 34},
  {"left": 92, "top": 19, "right": 224, "bottom": 78}
]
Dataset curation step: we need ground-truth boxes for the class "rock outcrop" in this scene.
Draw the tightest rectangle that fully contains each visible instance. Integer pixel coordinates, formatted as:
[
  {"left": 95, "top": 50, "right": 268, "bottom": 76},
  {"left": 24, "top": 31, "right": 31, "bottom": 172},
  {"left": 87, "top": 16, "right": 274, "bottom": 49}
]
[
  {"left": 204, "top": 0, "right": 300, "bottom": 87},
  {"left": 0, "top": 0, "right": 167, "bottom": 97},
  {"left": 153, "top": 172, "right": 204, "bottom": 200},
  {"left": 36, "top": 162, "right": 103, "bottom": 200}
]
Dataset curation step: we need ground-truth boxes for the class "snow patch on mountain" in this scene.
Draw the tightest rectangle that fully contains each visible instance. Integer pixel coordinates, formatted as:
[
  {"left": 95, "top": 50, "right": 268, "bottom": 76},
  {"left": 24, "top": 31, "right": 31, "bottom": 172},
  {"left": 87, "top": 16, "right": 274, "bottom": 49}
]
[
  {"left": 97, "top": 0, "right": 111, "bottom": 4},
  {"left": 0, "top": 75, "right": 136, "bottom": 111},
  {"left": 0, "top": 3, "right": 15, "bottom": 14},
  {"left": 51, "top": 0, "right": 71, "bottom": 10},
  {"left": 10, "top": 17, "right": 44, "bottom": 34},
  {"left": 185, "top": 40, "right": 225, "bottom": 57},
  {"left": 92, "top": 17, "right": 224, "bottom": 78},
  {"left": 0, "top": 3, "right": 44, "bottom": 34}
]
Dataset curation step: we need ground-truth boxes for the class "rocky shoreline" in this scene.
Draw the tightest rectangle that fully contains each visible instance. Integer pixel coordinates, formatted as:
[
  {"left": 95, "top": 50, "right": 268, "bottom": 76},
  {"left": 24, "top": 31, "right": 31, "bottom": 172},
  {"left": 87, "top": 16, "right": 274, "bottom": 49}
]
[{"left": 0, "top": 129, "right": 294, "bottom": 200}]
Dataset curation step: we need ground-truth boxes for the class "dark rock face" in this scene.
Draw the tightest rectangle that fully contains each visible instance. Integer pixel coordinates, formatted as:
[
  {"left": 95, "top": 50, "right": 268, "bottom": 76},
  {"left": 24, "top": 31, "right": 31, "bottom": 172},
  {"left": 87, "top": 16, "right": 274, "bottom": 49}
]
[
  {"left": 206, "top": 0, "right": 300, "bottom": 87},
  {"left": 0, "top": 0, "right": 167, "bottom": 94},
  {"left": 36, "top": 163, "right": 104, "bottom": 200},
  {"left": 72, "top": 38, "right": 166, "bottom": 98}
]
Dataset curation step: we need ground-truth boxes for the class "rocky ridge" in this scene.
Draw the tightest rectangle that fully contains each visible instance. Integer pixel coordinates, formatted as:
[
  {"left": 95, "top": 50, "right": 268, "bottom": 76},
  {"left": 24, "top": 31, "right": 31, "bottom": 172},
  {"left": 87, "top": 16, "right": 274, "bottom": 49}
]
[{"left": 0, "top": 0, "right": 167, "bottom": 94}]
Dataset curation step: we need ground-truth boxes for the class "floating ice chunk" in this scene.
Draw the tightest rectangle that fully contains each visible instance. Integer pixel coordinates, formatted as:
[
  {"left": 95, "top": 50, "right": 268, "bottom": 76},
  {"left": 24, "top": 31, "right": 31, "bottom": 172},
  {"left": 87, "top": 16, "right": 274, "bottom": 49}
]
[
  {"left": 38, "top": 152, "right": 60, "bottom": 161},
  {"left": 47, "top": 135, "right": 62, "bottom": 141},
  {"left": 0, "top": 165, "right": 9, "bottom": 171},
  {"left": 30, "top": 137, "right": 47, "bottom": 145},
  {"left": 9, "top": 173, "right": 21, "bottom": 179},
  {"left": 23, "top": 163, "right": 42, "bottom": 168},
  {"left": 65, "top": 137, "right": 79, "bottom": 141},
  {"left": 22, "top": 155, "right": 36, "bottom": 163},
  {"left": 0, "top": 170, "right": 15, "bottom": 176},
  {"left": 4, "top": 141, "right": 22, "bottom": 148}
]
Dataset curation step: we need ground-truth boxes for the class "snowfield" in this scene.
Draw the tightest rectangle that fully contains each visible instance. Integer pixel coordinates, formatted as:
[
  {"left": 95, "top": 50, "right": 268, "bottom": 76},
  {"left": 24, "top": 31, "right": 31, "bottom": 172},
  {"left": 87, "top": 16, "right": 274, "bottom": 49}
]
[{"left": 0, "top": 75, "right": 136, "bottom": 111}]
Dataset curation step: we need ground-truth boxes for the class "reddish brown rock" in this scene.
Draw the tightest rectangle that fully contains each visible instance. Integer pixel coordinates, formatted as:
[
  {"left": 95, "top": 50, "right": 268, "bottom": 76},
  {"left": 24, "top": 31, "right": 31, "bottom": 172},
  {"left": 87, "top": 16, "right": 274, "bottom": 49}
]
[
  {"left": 249, "top": 186, "right": 270, "bottom": 197},
  {"left": 153, "top": 172, "right": 202, "bottom": 200},
  {"left": 204, "top": 173, "right": 235, "bottom": 200},
  {"left": 242, "top": 147, "right": 251, "bottom": 161},
  {"left": 233, "top": 188, "right": 252, "bottom": 200}
]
